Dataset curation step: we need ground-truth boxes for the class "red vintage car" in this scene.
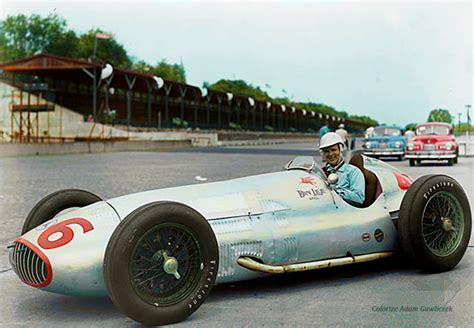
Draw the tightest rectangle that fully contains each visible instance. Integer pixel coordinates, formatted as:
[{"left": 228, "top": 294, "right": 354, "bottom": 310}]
[{"left": 405, "top": 122, "right": 458, "bottom": 166}]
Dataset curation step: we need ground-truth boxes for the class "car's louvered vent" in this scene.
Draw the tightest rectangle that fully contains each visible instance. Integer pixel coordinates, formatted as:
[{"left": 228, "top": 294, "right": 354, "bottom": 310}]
[{"left": 9, "top": 241, "right": 49, "bottom": 287}]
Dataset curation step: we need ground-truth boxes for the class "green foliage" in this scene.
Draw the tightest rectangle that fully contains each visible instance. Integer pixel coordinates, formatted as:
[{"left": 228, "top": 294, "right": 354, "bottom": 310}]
[
  {"left": 0, "top": 13, "right": 79, "bottom": 61},
  {"left": 207, "top": 79, "right": 270, "bottom": 102},
  {"left": 264, "top": 125, "right": 274, "bottom": 132},
  {"left": 132, "top": 59, "right": 186, "bottom": 83},
  {"left": 348, "top": 115, "right": 379, "bottom": 126},
  {"left": 0, "top": 13, "right": 185, "bottom": 81},
  {"left": 273, "top": 97, "right": 291, "bottom": 106},
  {"left": 427, "top": 109, "right": 452, "bottom": 124},
  {"left": 405, "top": 123, "right": 417, "bottom": 131},
  {"left": 453, "top": 123, "right": 474, "bottom": 133},
  {"left": 172, "top": 117, "right": 188, "bottom": 128},
  {"left": 289, "top": 127, "right": 298, "bottom": 133},
  {"left": 229, "top": 122, "right": 242, "bottom": 131}
]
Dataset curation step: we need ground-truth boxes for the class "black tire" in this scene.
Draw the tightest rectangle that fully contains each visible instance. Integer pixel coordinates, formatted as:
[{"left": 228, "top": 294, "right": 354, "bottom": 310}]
[
  {"left": 453, "top": 156, "right": 458, "bottom": 164},
  {"left": 398, "top": 175, "right": 471, "bottom": 273},
  {"left": 409, "top": 159, "right": 415, "bottom": 167},
  {"left": 103, "top": 202, "right": 219, "bottom": 326},
  {"left": 22, "top": 189, "right": 102, "bottom": 234},
  {"left": 447, "top": 158, "right": 454, "bottom": 166}
]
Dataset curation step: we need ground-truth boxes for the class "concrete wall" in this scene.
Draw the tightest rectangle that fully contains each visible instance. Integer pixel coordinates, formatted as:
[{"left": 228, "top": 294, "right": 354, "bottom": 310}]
[{"left": 0, "top": 140, "right": 192, "bottom": 157}]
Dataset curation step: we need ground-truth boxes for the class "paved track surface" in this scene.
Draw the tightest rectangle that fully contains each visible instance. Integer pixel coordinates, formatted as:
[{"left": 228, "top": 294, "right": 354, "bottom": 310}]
[{"left": 1, "top": 143, "right": 473, "bottom": 327}]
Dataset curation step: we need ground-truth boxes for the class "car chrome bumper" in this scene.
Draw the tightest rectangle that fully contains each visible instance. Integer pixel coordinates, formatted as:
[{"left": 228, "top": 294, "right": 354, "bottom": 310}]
[
  {"left": 405, "top": 151, "right": 456, "bottom": 159},
  {"left": 363, "top": 150, "right": 404, "bottom": 156}
]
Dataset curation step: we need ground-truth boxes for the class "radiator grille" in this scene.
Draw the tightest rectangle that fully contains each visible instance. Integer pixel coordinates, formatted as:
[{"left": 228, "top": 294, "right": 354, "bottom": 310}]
[{"left": 9, "top": 240, "right": 50, "bottom": 287}]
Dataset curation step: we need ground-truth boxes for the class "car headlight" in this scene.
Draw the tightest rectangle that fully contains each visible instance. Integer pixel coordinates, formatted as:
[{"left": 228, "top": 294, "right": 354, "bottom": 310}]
[
  {"left": 445, "top": 142, "right": 453, "bottom": 150},
  {"left": 365, "top": 142, "right": 371, "bottom": 148},
  {"left": 394, "top": 141, "right": 402, "bottom": 148},
  {"left": 407, "top": 143, "right": 414, "bottom": 151}
]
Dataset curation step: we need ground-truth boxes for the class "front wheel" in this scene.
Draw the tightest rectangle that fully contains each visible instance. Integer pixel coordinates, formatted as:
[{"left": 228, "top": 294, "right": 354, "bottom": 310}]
[
  {"left": 22, "top": 189, "right": 102, "bottom": 234},
  {"left": 103, "top": 202, "right": 219, "bottom": 325},
  {"left": 398, "top": 175, "right": 471, "bottom": 272},
  {"left": 409, "top": 159, "right": 415, "bottom": 167}
]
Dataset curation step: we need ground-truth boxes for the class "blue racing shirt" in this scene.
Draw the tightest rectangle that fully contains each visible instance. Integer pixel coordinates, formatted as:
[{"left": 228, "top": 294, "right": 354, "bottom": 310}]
[
  {"left": 324, "top": 161, "right": 365, "bottom": 206},
  {"left": 319, "top": 125, "right": 330, "bottom": 138}
]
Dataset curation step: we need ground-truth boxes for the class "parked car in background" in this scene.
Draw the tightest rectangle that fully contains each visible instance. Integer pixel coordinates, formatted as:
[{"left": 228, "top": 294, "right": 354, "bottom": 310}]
[
  {"left": 363, "top": 125, "right": 405, "bottom": 160},
  {"left": 405, "top": 122, "right": 458, "bottom": 166}
]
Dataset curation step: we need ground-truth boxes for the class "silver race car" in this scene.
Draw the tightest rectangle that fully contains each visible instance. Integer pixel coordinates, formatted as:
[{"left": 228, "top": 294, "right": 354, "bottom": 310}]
[{"left": 8, "top": 154, "right": 471, "bottom": 325}]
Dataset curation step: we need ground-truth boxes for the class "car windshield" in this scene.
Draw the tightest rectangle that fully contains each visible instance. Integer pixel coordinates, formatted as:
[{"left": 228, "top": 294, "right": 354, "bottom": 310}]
[
  {"left": 416, "top": 125, "right": 450, "bottom": 135},
  {"left": 373, "top": 127, "right": 401, "bottom": 137}
]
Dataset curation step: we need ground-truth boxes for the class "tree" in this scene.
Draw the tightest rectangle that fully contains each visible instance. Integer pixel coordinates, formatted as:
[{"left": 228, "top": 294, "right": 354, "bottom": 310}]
[
  {"left": 0, "top": 14, "right": 79, "bottom": 61},
  {"left": 348, "top": 115, "right": 379, "bottom": 126},
  {"left": 132, "top": 59, "right": 186, "bottom": 83},
  {"left": 207, "top": 79, "right": 270, "bottom": 102},
  {"left": 76, "top": 29, "right": 131, "bottom": 68},
  {"left": 405, "top": 123, "right": 417, "bottom": 131},
  {"left": 427, "top": 109, "right": 452, "bottom": 123}
]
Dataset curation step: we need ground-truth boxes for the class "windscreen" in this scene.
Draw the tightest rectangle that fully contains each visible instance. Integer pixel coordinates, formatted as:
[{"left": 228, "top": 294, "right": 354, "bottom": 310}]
[
  {"left": 373, "top": 127, "right": 401, "bottom": 137},
  {"left": 416, "top": 125, "right": 450, "bottom": 135}
]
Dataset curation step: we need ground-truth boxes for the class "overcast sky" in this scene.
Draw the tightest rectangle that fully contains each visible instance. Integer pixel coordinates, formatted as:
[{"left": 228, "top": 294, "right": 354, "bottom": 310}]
[{"left": 1, "top": 0, "right": 472, "bottom": 126}]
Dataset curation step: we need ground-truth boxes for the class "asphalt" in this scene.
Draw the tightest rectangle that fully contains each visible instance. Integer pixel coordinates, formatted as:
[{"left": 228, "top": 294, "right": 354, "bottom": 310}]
[{"left": 0, "top": 143, "right": 473, "bottom": 327}]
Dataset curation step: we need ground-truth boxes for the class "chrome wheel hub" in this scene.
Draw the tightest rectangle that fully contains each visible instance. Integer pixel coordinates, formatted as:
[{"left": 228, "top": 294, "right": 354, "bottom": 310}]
[
  {"left": 441, "top": 217, "right": 454, "bottom": 232},
  {"left": 162, "top": 252, "right": 181, "bottom": 280}
]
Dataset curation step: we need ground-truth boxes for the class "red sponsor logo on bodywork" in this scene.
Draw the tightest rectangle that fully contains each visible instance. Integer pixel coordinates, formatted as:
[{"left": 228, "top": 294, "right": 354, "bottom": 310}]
[
  {"left": 300, "top": 176, "right": 317, "bottom": 186},
  {"left": 393, "top": 172, "right": 413, "bottom": 190}
]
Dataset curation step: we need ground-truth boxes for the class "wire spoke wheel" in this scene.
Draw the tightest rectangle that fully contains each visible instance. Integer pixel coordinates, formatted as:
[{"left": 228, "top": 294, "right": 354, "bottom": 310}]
[
  {"left": 399, "top": 174, "right": 471, "bottom": 273},
  {"left": 422, "top": 192, "right": 464, "bottom": 257},
  {"left": 130, "top": 223, "right": 203, "bottom": 306},
  {"left": 104, "top": 202, "right": 219, "bottom": 325}
]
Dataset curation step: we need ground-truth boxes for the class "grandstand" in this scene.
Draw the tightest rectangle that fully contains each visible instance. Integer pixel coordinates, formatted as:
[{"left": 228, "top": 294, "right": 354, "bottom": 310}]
[{"left": 0, "top": 54, "right": 369, "bottom": 142}]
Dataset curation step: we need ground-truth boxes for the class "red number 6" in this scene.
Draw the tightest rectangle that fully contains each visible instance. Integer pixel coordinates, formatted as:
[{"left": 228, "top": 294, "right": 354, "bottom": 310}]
[{"left": 38, "top": 218, "right": 94, "bottom": 250}]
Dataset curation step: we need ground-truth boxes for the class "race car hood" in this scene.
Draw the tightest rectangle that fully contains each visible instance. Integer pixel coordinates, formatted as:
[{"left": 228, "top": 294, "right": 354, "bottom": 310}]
[{"left": 105, "top": 170, "right": 324, "bottom": 221}]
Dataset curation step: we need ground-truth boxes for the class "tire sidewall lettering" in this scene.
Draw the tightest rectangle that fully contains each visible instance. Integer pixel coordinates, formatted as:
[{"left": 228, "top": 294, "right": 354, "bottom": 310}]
[
  {"left": 188, "top": 259, "right": 217, "bottom": 309},
  {"left": 423, "top": 181, "right": 454, "bottom": 200}
]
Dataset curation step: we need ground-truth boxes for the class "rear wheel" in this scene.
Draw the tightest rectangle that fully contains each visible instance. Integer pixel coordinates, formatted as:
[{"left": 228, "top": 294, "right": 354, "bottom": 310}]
[
  {"left": 398, "top": 175, "right": 471, "bottom": 272},
  {"left": 104, "top": 202, "right": 219, "bottom": 325},
  {"left": 22, "top": 189, "right": 101, "bottom": 234}
]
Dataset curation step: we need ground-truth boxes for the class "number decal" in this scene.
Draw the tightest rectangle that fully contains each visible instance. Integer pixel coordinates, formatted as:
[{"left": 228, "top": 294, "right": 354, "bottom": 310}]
[
  {"left": 37, "top": 218, "right": 94, "bottom": 250},
  {"left": 393, "top": 172, "right": 413, "bottom": 190}
]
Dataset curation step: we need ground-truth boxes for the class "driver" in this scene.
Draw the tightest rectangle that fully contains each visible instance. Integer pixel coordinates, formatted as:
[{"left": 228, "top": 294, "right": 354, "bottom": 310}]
[{"left": 319, "top": 132, "right": 365, "bottom": 206}]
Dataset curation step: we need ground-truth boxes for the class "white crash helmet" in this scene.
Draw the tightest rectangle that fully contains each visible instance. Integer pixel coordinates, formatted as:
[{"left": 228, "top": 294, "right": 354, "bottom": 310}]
[
  {"left": 338, "top": 124, "right": 345, "bottom": 129},
  {"left": 319, "top": 132, "right": 345, "bottom": 150}
]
